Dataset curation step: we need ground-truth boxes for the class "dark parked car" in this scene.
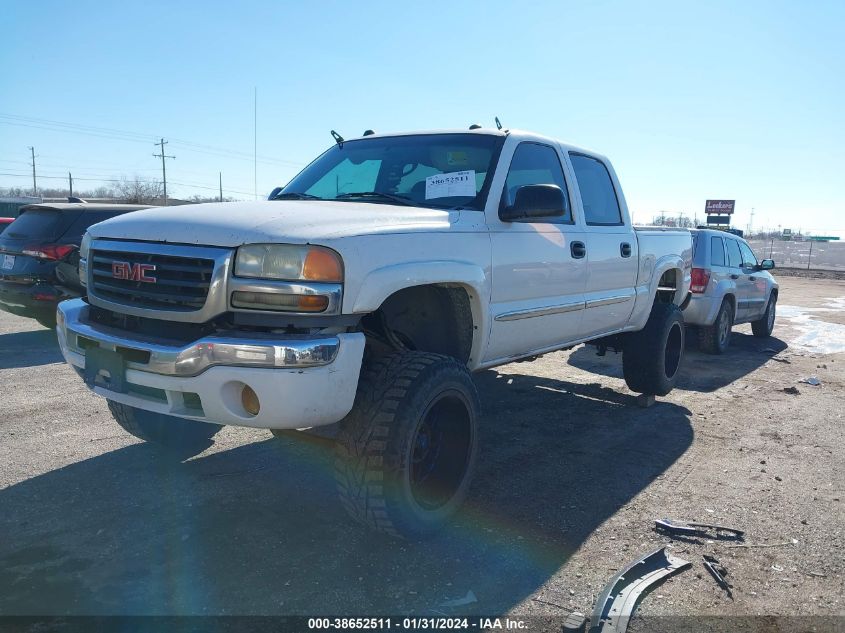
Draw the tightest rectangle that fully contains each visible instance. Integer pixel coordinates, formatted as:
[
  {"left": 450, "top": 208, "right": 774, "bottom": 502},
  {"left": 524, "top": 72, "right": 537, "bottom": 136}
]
[{"left": 0, "top": 203, "right": 150, "bottom": 328}]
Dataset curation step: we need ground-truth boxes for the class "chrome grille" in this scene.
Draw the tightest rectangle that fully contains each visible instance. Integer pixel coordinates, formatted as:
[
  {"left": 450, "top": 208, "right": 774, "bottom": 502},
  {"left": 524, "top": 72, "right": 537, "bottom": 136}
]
[{"left": 90, "top": 248, "right": 215, "bottom": 311}]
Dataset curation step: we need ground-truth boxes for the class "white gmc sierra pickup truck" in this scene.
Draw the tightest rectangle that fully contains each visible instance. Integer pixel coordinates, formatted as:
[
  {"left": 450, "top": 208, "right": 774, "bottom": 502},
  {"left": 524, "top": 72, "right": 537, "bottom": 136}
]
[{"left": 57, "top": 128, "right": 692, "bottom": 537}]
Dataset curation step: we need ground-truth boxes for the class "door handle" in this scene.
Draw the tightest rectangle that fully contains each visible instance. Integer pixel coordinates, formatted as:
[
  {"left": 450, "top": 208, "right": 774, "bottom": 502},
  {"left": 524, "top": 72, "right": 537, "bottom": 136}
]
[
  {"left": 570, "top": 241, "right": 586, "bottom": 259},
  {"left": 731, "top": 274, "right": 740, "bottom": 280},
  {"left": 620, "top": 242, "right": 632, "bottom": 258}
]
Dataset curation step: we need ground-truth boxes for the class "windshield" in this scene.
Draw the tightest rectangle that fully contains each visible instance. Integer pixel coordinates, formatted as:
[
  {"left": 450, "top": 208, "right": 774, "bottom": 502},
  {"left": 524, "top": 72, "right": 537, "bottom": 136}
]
[{"left": 278, "top": 133, "right": 505, "bottom": 210}]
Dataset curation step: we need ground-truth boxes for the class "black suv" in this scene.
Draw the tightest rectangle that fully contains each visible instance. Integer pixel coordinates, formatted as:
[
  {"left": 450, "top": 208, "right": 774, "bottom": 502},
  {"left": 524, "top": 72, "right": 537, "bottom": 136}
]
[{"left": 0, "top": 203, "right": 150, "bottom": 328}]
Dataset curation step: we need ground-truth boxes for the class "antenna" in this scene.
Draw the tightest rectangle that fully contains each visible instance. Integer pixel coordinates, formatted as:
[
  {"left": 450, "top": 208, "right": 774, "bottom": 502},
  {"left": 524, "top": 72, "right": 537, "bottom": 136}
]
[
  {"left": 494, "top": 116, "right": 502, "bottom": 130},
  {"left": 331, "top": 130, "right": 344, "bottom": 147}
]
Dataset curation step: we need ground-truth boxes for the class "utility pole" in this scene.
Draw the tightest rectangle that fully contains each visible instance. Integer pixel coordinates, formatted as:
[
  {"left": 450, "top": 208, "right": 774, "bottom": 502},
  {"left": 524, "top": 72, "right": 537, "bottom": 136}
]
[
  {"left": 254, "top": 86, "right": 258, "bottom": 200},
  {"left": 219, "top": 171, "right": 223, "bottom": 202},
  {"left": 153, "top": 138, "right": 175, "bottom": 206},
  {"left": 28, "top": 146, "right": 37, "bottom": 196},
  {"left": 748, "top": 207, "right": 755, "bottom": 237},
  {"left": 68, "top": 172, "right": 73, "bottom": 198}
]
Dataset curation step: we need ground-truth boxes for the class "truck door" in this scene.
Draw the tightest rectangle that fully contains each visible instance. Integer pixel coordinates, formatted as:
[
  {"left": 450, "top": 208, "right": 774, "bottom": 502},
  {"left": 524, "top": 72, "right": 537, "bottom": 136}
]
[
  {"left": 484, "top": 141, "right": 587, "bottom": 363},
  {"left": 568, "top": 153, "right": 638, "bottom": 337}
]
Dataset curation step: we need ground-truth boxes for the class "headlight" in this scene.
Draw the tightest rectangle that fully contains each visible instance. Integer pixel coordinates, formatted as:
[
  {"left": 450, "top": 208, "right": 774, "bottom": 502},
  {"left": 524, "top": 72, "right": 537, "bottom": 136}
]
[
  {"left": 234, "top": 244, "right": 343, "bottom": 282},
  {"left": 80, "top": 232, "right": 92, "bottom": 260}
]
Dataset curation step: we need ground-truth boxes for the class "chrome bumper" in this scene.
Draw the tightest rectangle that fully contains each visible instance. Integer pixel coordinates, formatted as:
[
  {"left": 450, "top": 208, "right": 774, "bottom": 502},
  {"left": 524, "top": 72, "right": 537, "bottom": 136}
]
[{"left": 56, "top": 298, "right": 340, "bottom": 377}]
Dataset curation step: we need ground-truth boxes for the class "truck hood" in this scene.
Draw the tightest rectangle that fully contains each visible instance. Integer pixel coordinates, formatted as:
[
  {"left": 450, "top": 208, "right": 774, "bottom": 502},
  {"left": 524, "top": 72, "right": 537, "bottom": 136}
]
[{"left": 88, "top": 200, "right": 457, "bottom": 247}]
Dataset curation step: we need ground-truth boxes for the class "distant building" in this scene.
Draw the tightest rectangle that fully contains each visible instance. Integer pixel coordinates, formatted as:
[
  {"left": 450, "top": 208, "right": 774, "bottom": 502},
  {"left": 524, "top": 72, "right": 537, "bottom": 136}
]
[{"left": 0, "top": 196, "right": 41, "bottom": 218}]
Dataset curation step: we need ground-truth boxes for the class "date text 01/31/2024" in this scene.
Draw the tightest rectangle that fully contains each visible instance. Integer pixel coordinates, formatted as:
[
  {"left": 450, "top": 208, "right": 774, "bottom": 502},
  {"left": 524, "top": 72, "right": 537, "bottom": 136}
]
[{"left": 307, "top": 617, "right": 528, "bottom": 630}]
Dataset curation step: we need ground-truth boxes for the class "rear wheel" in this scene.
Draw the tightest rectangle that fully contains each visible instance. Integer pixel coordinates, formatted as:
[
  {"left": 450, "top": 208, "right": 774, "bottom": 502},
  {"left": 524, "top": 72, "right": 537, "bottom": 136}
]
[
  {"left": 107, "top": 400, "right": 221, "bottom": 456},
  {"left": 623, "top": 303, "right": 685, "bottom": 396},
  {"left": 334, "top": 351, "right": 479, "bottom": 539},
  {"left": 698, "top": 299, "right": 733, "bottom": 354},
  {"left": 752, "top": 293, "right": 777, "bottom": 337}
]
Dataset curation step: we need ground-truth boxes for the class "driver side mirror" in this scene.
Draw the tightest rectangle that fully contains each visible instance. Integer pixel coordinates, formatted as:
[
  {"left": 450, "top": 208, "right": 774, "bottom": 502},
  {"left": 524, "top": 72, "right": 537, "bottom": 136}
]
[
  {"left": 500, "top": 184, "right": 565, "bottom": 222},
  {"left": 759, "top": 259, "right": 775, "bottom": 270}
]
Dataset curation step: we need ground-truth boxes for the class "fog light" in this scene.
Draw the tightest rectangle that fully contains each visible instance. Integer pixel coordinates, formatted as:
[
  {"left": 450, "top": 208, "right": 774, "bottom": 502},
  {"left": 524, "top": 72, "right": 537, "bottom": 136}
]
[
  {"left": 241, "top": 385, "right": 260, "bottom": 416},
  {"left": 231, "top": 291, "right": 329, "bottom": 312}
]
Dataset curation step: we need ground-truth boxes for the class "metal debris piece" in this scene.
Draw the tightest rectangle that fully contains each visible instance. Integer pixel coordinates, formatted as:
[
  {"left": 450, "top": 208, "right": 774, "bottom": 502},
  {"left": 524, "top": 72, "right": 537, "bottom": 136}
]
[
  {"left": 655, "top": 518, "right": 744, "bottom": 540},
  {"left": 438, "top": 590, "right": 477, "bottom": 608},
  {"left": 800, "top": 377, "right": 821, "bottom": 386},
  {"left": 589, "top": 547, "right": 690, "bottom": 633},
  {"left": 563, "top": 612, "right": 588, "bottom": 632},
  {"left": 783, "top": 386, "right": 800, "bottom": 395},
  {"left": 702, "top": 554, "right": 732, "bottom": 599}
]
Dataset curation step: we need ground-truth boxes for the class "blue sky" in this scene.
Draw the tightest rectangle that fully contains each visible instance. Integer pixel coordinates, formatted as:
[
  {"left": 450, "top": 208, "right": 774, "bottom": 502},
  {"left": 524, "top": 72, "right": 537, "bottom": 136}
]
[{"left": 2, "top": 0, "right": 843, "bottom": 235}]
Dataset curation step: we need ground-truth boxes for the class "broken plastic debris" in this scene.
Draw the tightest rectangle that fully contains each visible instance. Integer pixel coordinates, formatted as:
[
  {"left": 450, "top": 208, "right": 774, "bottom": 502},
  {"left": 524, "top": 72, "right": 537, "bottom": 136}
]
[
  {"left": 783, "top": 386, "right": 800, "bottom": 395},
  {"left": 439, "top": 590, "right": 477, "bottom": 608},
  {"left": 800, "top": 377, "right": 821, "bottom": 386}
]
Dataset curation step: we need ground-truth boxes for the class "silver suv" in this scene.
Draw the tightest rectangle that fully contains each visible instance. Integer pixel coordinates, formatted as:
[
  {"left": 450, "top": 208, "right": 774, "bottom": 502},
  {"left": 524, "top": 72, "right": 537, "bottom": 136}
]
[{"left": 683, "top": 229, "right": 778, "bottom": 353}]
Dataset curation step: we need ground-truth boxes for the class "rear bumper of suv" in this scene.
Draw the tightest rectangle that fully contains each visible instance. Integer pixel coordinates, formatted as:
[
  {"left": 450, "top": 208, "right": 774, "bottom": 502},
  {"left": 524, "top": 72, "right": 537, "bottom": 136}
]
[
  {"left": 682, "top": 293, "right": 721, "bottom": 326},
  {"left": 56, "top": 298, "right": 365, "bottom": 429},
  {"left": 0, "top": 279, "right": 72, "bottom": 321}
]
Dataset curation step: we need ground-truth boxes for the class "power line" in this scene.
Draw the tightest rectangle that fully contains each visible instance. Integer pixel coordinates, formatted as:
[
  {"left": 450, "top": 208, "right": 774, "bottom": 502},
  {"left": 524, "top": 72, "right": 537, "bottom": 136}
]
[{"left": 0, "top": 113, "right": 304, "bottom": 167}]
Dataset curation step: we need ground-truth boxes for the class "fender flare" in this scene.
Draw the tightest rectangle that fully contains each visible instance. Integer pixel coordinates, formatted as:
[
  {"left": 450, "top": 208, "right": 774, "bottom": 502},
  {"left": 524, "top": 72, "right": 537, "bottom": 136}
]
[
  {"left": 647, "top": 254, "right": 689, "bottom": 305},
  {"left": 350, "top": 260, "right": 491, "bottom": 365}
]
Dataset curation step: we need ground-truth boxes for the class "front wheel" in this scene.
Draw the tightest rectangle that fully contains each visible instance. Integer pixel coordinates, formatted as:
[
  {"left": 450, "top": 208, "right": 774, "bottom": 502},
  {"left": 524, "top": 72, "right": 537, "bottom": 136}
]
[
  {"left": 752, "top": 293, "right": 777, "bottom": 337},
  {"left": 334, "top": 352, "right": 479, "bottom": 539},
  {"left": 107, "top": 400, "right": 221, "bottom": 456},
  {"left": 623, "top": 303, "right": 685, "bottom": 396}
]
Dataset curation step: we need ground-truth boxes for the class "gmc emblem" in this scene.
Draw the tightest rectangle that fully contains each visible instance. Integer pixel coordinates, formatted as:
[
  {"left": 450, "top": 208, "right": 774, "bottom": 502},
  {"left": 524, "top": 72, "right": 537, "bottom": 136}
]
[{"left": 112, "top": 261, "right": 157, "bottom": 283}]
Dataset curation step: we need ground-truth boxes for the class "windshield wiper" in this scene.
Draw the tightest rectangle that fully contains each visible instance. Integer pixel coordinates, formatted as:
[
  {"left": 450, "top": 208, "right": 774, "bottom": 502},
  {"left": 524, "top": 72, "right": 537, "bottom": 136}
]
[
  {"left": 334, "top": 191, "right": 415, "bottom": 206},
  {"left": 270, "top": 191, "right": 324, "bottom": 201}
]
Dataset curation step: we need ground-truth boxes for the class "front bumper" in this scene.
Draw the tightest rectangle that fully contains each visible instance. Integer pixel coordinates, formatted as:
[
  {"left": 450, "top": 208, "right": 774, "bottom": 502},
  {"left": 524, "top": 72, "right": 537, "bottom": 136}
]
[{"left": 57, "top": 298, "right": 365, "bottom": 429}]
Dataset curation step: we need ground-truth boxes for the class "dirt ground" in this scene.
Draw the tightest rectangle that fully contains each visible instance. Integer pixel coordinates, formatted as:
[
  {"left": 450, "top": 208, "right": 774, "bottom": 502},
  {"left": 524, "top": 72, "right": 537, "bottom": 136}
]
[{"left": 0, "top": 276, "right": 843, "bottom": 629}]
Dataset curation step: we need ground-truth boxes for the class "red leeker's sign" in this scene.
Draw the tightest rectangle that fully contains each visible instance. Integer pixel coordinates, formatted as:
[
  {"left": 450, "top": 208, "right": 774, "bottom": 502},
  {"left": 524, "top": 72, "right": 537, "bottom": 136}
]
[{"left": 705, "top": 200, "right": 735, "bottom": 215}]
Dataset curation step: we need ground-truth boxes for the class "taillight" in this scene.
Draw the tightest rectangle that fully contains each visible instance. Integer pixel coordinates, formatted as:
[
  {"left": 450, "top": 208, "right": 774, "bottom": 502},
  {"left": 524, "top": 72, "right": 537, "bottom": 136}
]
[
  {"left": 690, "top": 267, "right": 711, "bottom": 293},
  {"left": 22, "top": 244, "right": 75, "bottom": 261}
]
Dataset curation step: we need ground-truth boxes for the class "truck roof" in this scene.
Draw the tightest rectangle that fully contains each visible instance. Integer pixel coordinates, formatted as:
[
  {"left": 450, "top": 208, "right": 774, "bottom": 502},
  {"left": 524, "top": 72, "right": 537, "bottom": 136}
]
[{"left": 346, "top": 128, "right": 606, "bottom": 161}]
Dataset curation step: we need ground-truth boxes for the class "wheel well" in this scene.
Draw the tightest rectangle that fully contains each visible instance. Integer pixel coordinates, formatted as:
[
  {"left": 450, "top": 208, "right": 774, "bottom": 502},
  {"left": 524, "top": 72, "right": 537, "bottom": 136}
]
[
  {"left": 655, "top": 268, "right": 681, "bottom": 304},
  {"left": 722, "top": 293, "right": 737, "bottom": 317},
  {"left": 362, "top": 284, "right": 475, "bottom": 364}
]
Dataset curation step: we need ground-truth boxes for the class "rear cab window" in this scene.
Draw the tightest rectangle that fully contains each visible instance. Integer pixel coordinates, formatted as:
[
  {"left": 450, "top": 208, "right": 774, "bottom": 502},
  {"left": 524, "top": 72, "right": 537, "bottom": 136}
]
[
  {"left": 710, "top": 236, "right": 726, "bottom": 266},
  {"left": 569, "top": 154, "right": 623, "bottom": 225}
]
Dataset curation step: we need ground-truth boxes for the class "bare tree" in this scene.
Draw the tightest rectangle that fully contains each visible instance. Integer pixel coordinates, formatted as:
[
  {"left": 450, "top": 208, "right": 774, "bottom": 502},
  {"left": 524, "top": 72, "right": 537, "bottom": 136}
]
[{"left": 114, "top": 176, "right": 163, "bottom": 204}]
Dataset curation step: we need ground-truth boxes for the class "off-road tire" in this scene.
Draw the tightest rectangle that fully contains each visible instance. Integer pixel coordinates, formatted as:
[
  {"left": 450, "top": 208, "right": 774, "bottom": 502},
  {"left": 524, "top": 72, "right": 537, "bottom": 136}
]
[
  {"left": 751, "top": 293, "right": 777, "bottom": 338},
  {"left": 334, "top": 351, "right": 479, "bottom": 539},
  {"left": 623, "top": 303, "right": 685, "bottom": 396},
  {"left": 698, "top": 299, "right": 733, "bottom": 354},
  {"left": 107, "top": 400, "right": 221, "bottom": 455}
]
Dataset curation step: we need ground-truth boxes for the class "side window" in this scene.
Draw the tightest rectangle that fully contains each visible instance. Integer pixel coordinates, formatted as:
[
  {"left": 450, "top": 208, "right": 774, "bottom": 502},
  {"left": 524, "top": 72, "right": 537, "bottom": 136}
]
[
  {"left": 725, "top": 239, "right": 743, "bottom": 268},
  {"left": 710, "top": 236, "right": 726, "bottom": 266},
  {"left": 570, "top": 154, "right": 623, "bottom": 225},
  {"left": 502, "top": 143, "right": 571, "bottom": 222},
  {"left": 739, "top": 241, "right": 758, "bottom": 268}
]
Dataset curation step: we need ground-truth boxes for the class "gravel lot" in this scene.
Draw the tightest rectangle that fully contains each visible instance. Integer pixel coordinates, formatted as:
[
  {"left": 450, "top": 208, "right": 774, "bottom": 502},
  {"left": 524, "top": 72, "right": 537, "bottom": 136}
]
[{"left": 1, "top": 276, "right": 843, "bottom": 627}]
